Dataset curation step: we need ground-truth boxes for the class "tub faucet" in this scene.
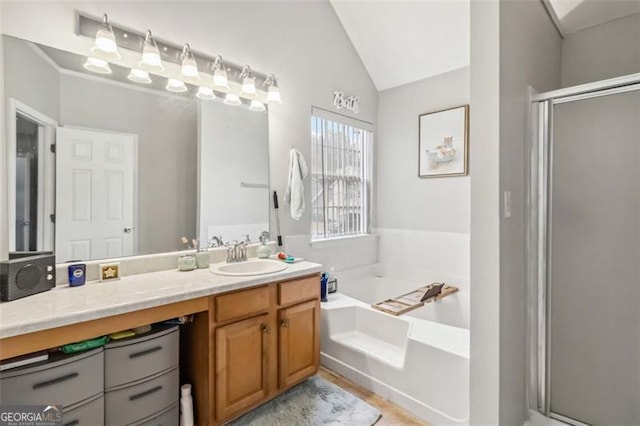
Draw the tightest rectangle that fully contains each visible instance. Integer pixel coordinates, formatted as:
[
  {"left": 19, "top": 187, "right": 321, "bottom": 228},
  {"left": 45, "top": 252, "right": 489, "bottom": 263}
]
[{"left": 209, "top": 235, "right": 223, "bottom": 248}]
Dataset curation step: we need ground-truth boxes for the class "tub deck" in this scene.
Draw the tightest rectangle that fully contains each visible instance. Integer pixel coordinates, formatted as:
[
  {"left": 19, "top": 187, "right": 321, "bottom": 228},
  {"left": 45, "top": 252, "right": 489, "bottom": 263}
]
[{"left": 321, "top": 292, "right": 469, "bottom": 425}]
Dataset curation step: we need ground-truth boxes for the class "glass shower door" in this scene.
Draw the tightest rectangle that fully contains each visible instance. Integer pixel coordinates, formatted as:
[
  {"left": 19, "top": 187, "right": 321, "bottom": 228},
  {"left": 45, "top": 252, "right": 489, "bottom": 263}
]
[{"left": 548, "top": 90, "right": 640, "bottom": 425}]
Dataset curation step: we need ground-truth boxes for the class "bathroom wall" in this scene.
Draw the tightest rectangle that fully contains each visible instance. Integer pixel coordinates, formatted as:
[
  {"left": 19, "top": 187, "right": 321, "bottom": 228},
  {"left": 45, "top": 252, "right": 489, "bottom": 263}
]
[
  {"left": 561, "top": 13, "right": 640, "bottom": 87},
  {"left": 499, "top": 1, "right": 562, "bottom": 424},
  {"left": 469, "top": 1, "right": 501, "bottom": 422},
  {"left": 58, "top": 73, "right": 197, "bottom": 255},
  {"left": 375, "top": 67, "right": 470, "bottom": 282},
  {"left": 3, "top": 36, "right": 60, "bottom": 123},
  {"left": 0, "top": 2, "right": 378, "bottom": 267},
  {"left": 0, "top": 3, "right": 7, "bottom": 262},
  {"left": 376, "top": 67, "right": 470, "bottom": 234}
]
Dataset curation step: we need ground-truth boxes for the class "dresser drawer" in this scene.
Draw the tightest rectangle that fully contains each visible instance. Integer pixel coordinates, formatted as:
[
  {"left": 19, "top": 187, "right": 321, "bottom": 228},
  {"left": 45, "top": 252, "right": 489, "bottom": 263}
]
[
  {"left": 105, "top": 367, "right": 179, "bottom": 426},
  {"left": 278, "top": 275, "right": 319, "bottom": 306},
  {"left": 62, "top": 394, "right": 104, "bottom": 426},
  {"left": 135, "top": 403, "right": 179, "bottom": 426},
  {"left": 105, "top": 326, "right": 179, "bottom": 389},
  {"left": 0, "top": 348, "right": 104, "bottom": 408},
  {"left": 214, "top": 286, "right": 270, "bottom": 323}
]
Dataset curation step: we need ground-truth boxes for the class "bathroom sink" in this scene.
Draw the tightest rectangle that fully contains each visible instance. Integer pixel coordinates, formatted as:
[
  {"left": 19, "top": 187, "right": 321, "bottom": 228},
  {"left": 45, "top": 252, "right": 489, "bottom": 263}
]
[{"left": 209, "top": 259, "right": 288, "bottom": 276}]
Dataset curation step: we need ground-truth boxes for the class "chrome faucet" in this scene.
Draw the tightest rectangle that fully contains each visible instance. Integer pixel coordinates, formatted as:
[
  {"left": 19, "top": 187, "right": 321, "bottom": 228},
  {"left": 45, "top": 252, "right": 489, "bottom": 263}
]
[
  {"left": 225, "top": 240, "right": 247, "bottom": 263},
  {"left": 209, "top": 235, "right": 223, "bottom": 248}
]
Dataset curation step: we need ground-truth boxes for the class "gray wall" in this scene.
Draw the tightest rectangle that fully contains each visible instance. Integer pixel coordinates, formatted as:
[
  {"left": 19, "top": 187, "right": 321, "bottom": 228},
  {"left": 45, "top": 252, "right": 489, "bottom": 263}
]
[
  {"left": 59, "top": 75, "right": 197, "bottom": 255},
  {"left": 499, "top": 1, "right": 562, "bottom": 424},
  {"left": 561, "top": 13, "right": 640, "bottom": 87},
  {"left": 376, "top": 67, "right": 470, "bottom": 234},
  {"left": 0, "top": 6, "right": 7, "bottom": 261},
  {"left": 469, "top": 1, "right": 501, "bottom": 422},
  {"left": 3, "top": 36, "right": 60, "bottom": 122}
]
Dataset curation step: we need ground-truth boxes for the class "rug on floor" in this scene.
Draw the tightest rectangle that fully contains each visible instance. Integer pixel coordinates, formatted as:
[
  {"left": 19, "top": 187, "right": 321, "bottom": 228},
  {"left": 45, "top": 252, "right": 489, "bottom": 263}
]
[{"left": 227, "top": 375, "right": 382, "bottom": 426}]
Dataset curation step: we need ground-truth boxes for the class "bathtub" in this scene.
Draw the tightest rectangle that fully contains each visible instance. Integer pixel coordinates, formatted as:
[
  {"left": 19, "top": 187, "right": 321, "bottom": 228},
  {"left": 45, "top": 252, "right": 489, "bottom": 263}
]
[{"left": 320, "top": 264, "right": 469, "bottom": 425}]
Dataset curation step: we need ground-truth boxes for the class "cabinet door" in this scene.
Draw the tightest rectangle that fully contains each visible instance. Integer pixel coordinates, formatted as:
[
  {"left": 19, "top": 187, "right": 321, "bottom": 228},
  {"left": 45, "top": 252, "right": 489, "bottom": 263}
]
[
  {"left": 278, "top": 300, "right": 320, "bottom": 388},
  {"left": 215, "top": 314, "right": 270, "bottom": 422}
]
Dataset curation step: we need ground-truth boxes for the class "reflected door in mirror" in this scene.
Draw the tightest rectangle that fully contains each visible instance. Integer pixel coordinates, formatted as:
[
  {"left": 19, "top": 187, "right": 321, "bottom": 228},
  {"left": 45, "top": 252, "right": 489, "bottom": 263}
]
[{"left": 56, "top": 127, "right": 137, "bottom": 262}]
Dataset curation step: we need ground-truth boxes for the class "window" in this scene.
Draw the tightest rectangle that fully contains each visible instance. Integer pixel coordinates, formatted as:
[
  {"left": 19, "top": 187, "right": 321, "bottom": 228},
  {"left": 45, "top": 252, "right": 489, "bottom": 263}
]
[{"left": 310, "top": 108, "right": 373, "bottom": 241}]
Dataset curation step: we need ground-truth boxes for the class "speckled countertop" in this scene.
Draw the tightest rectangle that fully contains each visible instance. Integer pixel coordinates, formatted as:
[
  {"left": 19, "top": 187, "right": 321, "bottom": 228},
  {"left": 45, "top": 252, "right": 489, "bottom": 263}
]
[{"left": 0, "top": 260, "right": 322, "bottom": 339}]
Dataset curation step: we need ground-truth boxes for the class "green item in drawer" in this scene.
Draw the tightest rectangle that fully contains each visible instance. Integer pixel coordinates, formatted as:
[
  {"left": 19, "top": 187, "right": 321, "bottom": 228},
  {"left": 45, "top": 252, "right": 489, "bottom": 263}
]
[{"left": 61, "top": 336, "right": 109, "bottom": 354}]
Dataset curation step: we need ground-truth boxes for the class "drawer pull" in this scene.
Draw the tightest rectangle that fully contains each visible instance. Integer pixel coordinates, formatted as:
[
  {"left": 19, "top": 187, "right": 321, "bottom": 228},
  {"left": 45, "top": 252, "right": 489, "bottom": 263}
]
[
  {"left": 129, "top": 345, "right": 162, "bottom": 359},
  {"left": 64, "top": 420, "right": 80, "bottom": 426},
  {"left": 281, "top": 319, "right": 290, "bottom": 328},
  {"left": 129, "top": 385, "right": 163, "bottom": 401},
  {"left": 262, "top": 324, "right": 271, "bottom": 334},
  {"left": 33, "top": 372, "right": 79, "bottom": 390}
]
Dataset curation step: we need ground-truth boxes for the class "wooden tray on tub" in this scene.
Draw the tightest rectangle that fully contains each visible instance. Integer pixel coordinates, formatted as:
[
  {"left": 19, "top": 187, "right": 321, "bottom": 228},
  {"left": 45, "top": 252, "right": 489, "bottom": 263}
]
[{"left": 372, "top": 282, "right": 458, "bottom": 316}]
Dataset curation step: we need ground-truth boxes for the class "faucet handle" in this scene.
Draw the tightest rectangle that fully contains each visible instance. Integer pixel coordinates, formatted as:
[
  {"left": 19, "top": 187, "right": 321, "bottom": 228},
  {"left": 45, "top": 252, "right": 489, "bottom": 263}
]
[{"left": 240, "top": 234, "right": 251, "bottom": 244}]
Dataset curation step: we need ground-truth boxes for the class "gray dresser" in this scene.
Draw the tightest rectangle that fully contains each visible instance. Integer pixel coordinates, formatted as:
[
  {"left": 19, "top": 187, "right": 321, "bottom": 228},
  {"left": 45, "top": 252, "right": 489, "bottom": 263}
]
[
  {"left": 0, "top": 348, "right": 105, "bottom": 425},
  {"left": 0, "top": 325, "right": 180, "bottom": 426},
  {"left": 104, "top": 326, "right": 179, "bottom": 426}
]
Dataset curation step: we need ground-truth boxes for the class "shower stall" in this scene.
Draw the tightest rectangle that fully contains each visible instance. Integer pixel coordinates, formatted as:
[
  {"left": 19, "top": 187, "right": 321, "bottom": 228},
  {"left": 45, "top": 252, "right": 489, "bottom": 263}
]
[{"left": 527, "top": 73, "right": 640, "bottom": 426}]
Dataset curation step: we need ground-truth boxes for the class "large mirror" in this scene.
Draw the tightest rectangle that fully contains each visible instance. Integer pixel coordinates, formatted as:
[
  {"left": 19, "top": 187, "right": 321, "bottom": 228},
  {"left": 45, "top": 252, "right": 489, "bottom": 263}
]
[{"left": 3, "top": 35, "right": 270, "bottom": 262}]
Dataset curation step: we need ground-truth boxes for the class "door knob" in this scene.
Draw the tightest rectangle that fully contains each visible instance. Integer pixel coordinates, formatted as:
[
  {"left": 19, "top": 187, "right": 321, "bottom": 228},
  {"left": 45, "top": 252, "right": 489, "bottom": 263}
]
[
  {"left": 262, "top": 324, "right": 271, "bottom": 334},
  {"left": 281, "top": 319, "right": 290, "bottom": 328},
  {"left": 123, "top": 227, "right": 132, "bottom": 233}
]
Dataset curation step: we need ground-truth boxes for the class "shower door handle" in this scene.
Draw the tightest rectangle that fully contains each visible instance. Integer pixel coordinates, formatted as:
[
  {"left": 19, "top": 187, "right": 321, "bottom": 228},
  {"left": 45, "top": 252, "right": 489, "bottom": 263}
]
[{"left": 123, "top": 227, "right": 132, "bottom": 233}]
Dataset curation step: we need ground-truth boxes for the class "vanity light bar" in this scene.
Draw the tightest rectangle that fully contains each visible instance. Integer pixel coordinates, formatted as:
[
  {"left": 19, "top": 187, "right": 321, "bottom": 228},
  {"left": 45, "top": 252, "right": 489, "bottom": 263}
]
[{"left": 76, "top": 12, "right": 279, "bottom": 105}]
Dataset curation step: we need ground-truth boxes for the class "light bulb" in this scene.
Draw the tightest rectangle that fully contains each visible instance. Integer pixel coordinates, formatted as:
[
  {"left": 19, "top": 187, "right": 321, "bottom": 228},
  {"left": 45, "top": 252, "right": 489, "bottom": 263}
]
[
  {"left": 196, "top": 86, "right": 216, "bottom": 100},
  {"left": 83, "top": 57, "right": 112, "bottom": 74},
  {"left": 166, "top": 78, "right": 188, "bottom": 93},
  {"left": 224, "top": 93, "right": 242, "bottom": 106},
  {"left": 127, "top": 68, "right": 152, "bottom": 84},
  {"left": 90, "top": 14, "right": 120, "bottom": 60},
  {"left": 139, "top": 30, "right": 164, "bottom": 72},
  {"left": 180, "top": 44, "right": 200, "bottom": 79},
  {"left": 240, "top": 76, "right": 257, "bottom": 99},
  {"left": 249, "top": 100, "right": 266, "bottom": 112},
  {"left": 267, "top": 85, "right": 281, "bottom": 104},
  {"left": 212, "top": 70, "right": 229, "bottom": 92}
]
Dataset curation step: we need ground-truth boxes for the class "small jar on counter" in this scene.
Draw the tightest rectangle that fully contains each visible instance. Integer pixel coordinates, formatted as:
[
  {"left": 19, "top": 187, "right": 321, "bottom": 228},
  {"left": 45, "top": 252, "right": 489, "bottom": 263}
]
[{"left": 178, "top": 254, "right": 197, "bottom": 271}]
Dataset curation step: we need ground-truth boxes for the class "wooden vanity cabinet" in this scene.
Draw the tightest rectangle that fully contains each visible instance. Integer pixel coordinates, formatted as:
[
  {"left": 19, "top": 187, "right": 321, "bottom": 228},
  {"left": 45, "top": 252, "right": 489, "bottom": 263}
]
[
  {"left": 185, "top": 273, "right": 320, "bottom": 426},
  {"left": 278, "top": 299, "right": 320, "bottom": 389},
  {"left": 215, "top": 313, "right": 271, "bottom": 421}
]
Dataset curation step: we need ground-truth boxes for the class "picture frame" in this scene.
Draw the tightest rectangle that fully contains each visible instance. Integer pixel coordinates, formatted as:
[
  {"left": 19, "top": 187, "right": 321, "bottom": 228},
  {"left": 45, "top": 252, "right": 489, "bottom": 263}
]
[{"left": 418, "top": 105, "right": 469, "bottom": 178}]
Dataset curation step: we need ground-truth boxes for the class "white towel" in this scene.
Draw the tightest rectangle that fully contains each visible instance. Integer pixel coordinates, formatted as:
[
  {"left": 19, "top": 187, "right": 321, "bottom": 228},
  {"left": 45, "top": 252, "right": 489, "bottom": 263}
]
[{"left": 285, "top": 148, "right": 308, "bottom": 221}]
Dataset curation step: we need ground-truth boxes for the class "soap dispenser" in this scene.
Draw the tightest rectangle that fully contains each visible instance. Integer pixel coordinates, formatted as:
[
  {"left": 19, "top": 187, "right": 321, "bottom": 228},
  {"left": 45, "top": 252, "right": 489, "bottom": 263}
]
[{"left": 257, "top": 231, "right": 272, "bottom": 259}]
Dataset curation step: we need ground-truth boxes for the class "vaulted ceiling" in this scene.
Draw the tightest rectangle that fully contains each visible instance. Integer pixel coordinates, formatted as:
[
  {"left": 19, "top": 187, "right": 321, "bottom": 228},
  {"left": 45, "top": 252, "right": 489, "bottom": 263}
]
[
  {"left": 547, "top": 0, "right": 640, "bottom": 35},
  {"left": 330, "top": 0, "right": 470, "bottom": 91}
]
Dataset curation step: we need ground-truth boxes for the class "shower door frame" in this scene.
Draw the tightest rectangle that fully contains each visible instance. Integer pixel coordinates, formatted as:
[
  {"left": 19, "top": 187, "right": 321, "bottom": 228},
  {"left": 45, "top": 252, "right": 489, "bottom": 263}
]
[{"left": 526, "top": 72, "right": 640, "bottom": 425}]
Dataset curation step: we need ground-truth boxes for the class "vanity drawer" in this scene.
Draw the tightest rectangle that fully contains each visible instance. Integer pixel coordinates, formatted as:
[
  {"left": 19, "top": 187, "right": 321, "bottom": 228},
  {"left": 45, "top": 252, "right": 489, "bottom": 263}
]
[
  {"left": 215, "top": 286, "right": 270, "bottom": 322},
  {"left": 0, "top": 348, "right": 104, "bottom": 408},
  {"left": 135, "top": 403, "right": 179, "bottom": 426},
  {"left": 278, "top": 275, "right": 320, "bottom": 306},
  {"left": 105, "top": 367, "right": 179, "bottom": 426},
  {"left": 105, "top": 326, "right": 179, "bottom": 389},
  {"left": 62, "top": 394, "right": 104, "bottom": 426}
]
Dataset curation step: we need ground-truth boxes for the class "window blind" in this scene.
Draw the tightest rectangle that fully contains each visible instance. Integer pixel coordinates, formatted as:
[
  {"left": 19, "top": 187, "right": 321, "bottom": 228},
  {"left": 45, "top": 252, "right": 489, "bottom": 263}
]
[{"left": 310, "top": 109, "right": 373, "bottom": 240}]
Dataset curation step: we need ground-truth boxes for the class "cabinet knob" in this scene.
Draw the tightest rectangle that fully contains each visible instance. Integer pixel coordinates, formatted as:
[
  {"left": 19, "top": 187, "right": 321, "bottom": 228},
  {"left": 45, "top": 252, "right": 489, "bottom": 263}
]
[
  {"left": 281, "top": 319, "right": 290, "bottom": 328},
  {"left": 262, "top": 324, "right": 271, "bottom": 333}
]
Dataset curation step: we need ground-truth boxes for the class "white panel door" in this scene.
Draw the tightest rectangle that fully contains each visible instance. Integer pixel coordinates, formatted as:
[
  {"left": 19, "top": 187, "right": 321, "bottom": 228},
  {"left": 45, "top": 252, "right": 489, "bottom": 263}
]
[{"left": 56, "top": 127, "right": 137, "bottom": 262}]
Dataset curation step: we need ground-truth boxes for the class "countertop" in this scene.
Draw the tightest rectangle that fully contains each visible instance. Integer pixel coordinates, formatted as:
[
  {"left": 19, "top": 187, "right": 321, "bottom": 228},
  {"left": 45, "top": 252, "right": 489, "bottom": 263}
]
[{"left": 0, "top": 260, "right": 322, "bottom": 339}]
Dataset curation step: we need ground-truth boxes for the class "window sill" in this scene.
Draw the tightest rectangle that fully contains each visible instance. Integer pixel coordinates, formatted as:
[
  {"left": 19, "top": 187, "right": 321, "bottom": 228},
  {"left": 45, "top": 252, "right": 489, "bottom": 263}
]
[{"left": 310, "top": 233, "right": 378, "bottom": 249}]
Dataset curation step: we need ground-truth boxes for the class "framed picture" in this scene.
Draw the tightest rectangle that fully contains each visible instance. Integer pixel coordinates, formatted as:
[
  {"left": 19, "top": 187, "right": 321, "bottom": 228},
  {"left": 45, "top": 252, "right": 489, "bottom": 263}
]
[{"left": 418, "top": 105, "right": 469, "bottom": 178}]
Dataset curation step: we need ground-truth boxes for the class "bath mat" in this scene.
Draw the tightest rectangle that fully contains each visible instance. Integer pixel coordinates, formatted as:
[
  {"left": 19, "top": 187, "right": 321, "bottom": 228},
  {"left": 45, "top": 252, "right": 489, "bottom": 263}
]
[{"left": 228, "top": 375, "right": 382, "bottom": 426}]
